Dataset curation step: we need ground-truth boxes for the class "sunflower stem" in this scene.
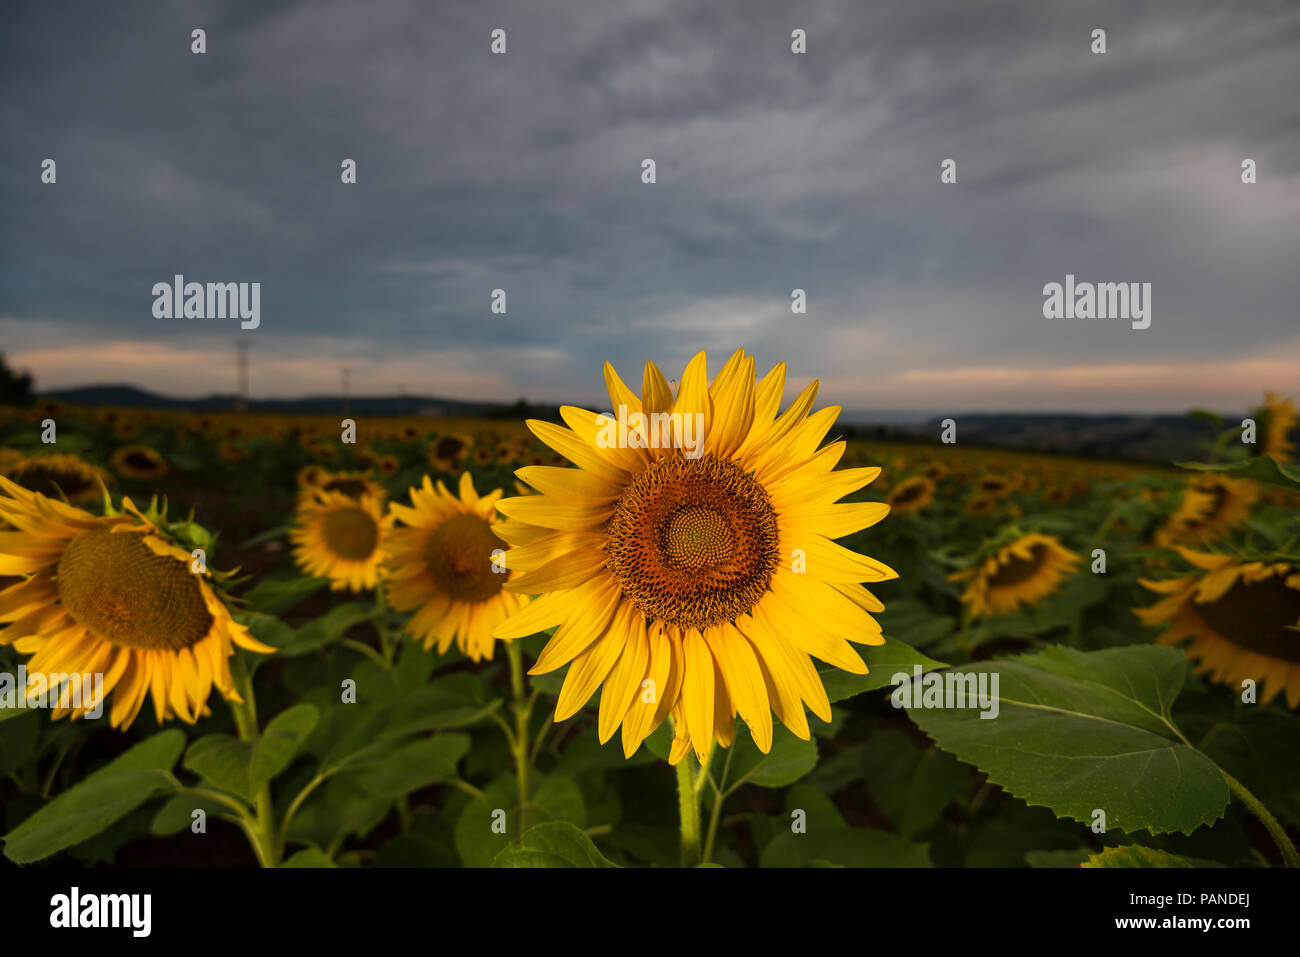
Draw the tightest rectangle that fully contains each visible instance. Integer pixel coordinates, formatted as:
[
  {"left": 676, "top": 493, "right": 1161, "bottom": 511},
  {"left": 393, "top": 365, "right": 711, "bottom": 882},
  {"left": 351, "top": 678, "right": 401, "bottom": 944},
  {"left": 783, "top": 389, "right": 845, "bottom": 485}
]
[
  {"left": 1222, "top": 769, "right": 1300, "bottom": 868},
  {"left": 228, "top": 653, "right": 280, "bottom": 867},
  {"left": 505, "top": 639, "right": 531, "bottom": 837},
  {"left": 374, "top": 581, "right": 394, "bottom": 666},
  {"left": 676, "top": 749, "right": 705, "bottom": 868},
  {"left": 701, "top": 745, "right": 733, "bottom": 864}
]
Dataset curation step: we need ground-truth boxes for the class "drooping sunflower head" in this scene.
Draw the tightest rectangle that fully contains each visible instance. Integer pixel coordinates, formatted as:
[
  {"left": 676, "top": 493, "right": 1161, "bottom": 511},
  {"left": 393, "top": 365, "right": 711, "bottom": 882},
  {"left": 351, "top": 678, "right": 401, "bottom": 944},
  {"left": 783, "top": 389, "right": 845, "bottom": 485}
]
[
  {"left": 1155, "top": 474, "right": 1258, "bottom": 548},
  {"left": 0, "top": 476, "right": 273, "bottom": 728},
  {"left": 1136, "top": 547, "right": 1300, "bottom": 708},
  {"left": 384, "top": 471, "right": 525, "bottom": 661},
  {"left": 491, "top": 349, "right": 897, "bottom": 763},
  {"left": 949, "top": 532, "right": 1081, "bottom": 619},
  {"left": 290, "top": 490, "right": 391, "bottom": 592},
  {"left": 111, "top": 444, "right": 168, "bottom": 480},
  {"left": 887, "top": 475, "right": 935, "bottom": 515},
  {"left": 4, "top": 453, "right": 108, "bottom": 504}
]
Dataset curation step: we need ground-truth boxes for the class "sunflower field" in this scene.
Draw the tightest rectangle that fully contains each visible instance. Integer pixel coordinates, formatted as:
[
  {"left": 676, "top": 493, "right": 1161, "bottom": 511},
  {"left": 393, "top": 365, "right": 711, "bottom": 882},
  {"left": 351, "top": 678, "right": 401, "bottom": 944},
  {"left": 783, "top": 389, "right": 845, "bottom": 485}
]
[{"left": 1, "top": 351, "right": 1298, "bottom": 870}]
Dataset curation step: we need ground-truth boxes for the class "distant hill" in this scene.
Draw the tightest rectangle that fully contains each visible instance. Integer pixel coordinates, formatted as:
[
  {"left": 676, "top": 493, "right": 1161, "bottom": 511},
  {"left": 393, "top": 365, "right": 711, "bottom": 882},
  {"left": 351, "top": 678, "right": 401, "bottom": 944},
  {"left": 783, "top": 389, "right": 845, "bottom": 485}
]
[
  {"left": 841, "top": 412, "right": 1219, "bottom": 463},
  {"left": 35, "top": 387, "right": 1222, "bottom": 462},
  {"left": 37, "top": 385, "right": 559, "bottom": 419}
]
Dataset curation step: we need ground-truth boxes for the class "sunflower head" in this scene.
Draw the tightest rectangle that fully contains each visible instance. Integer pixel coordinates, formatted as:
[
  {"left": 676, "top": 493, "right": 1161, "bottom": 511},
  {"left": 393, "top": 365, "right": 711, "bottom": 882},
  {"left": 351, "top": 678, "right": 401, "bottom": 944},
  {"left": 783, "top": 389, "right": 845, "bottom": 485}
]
[
  {"left": 112, "top": 444, "right": 168, "bottom": 480},
  {"left": 949, "top": 531, "right": 1081, "bottom": 618},
  {"left": 1258, "top": 392, "right": 1298, "bottom": 464},
  {"left": 1136, "top": 547, "right": 1300, "bottom": 708},
  {"left": 4, "top": 453, "right": 108, "bottom": 504},
  {"left": 297, "top": 469, "right": 386, "bottom": 506},
  {"left": 887, "top": 475, "right": 935, "bottom": 515},
  {"left": 428, "top": 433, "right": 473, "bottom": 473},
  {"left": 290, "top": 490, "right": 391, "bottom": 592},
  {"left": 0, "top": 476, "right": 272, "bottom": 728},
  {"left": 384, "top": 471, "right": 524, "bottom": 661},
  {"left": 1155, "top": 474, "right": 1258, "bottom": 548},
  {"left": 490, "top": 348, "right": 897, "bottom": 763}
]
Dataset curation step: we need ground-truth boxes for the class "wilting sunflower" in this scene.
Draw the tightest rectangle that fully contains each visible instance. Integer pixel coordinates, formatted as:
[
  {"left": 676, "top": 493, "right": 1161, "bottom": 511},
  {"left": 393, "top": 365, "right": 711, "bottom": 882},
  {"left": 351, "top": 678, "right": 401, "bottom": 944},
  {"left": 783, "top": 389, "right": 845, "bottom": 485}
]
[
  {"left": 950, "top": 532, "right": 1081, "bottom": 618},
  {"left": 1155, "top": 474, "right": 1258, "bottom": 548},
  {"left": 428, "top": 433, "right": 473, "bottom": 473},
  {"left": 492, "top": 349, "right": 897, "bottom": 763},
  {"left": 384, "top": 472, "right": 526, "bottom": 661},
  {"left": 0, "top": 476, "right": 273, "bottom": 728},
  {"left": 111, "top": 444, "right": 168, "bottom": 480},
  {"left": 290, "top": 490, "right": 391, "bottom": 592},
  {"left": 1136, "top": 548, "right": 1300, "bottom": 708},
  {"left": 887, "top": 476, "right": 935, "bottom": 515},
  {"left": 1259, "top": 393, "right": 1297, "bottom": 464},
  {"left": 4, "top": 453, "right": 108, "bottom": 504}
]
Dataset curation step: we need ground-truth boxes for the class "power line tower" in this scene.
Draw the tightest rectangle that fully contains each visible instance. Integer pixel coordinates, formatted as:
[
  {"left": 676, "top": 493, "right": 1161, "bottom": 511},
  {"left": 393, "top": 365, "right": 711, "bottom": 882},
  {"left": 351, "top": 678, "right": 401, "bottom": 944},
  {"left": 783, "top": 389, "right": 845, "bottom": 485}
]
[{"left": 341, "top": 368, "right": 351, "bottom": 416}]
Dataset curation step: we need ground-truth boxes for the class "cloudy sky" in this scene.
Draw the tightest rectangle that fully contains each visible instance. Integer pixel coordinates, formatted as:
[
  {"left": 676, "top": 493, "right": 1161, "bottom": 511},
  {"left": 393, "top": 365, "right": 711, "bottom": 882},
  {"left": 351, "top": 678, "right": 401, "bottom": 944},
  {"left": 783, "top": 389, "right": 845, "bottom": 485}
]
[{"left": 2, "top": 0, "right": 1297, "bottom": 414}]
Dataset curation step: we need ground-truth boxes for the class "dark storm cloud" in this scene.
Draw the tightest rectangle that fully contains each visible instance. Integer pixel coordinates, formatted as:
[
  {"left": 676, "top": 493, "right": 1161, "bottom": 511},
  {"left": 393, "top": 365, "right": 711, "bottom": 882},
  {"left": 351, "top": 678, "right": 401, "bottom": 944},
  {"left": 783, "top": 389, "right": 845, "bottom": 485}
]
[{"left": 1, "top": 0, "right": 1297, "bottom": 410}]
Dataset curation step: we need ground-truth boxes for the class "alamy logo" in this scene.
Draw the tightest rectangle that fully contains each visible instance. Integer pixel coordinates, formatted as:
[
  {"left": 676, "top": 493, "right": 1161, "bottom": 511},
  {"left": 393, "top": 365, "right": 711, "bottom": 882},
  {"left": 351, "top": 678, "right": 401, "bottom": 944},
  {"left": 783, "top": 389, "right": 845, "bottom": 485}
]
[
  {"left": 50, "top": 887, "right": 151, "bottom": 937},
  {"left": 151, "top": 274, "right": 260, "bottom": 329},
  {"left": 890, "top": 666, "right": 1000, "bottom": 719},
  {"left": 1042, "top": 274, "right": 1151, "bottom": 329},
  {"left": 0, "top": 668, "right": 103, "bottom": 719},
  {"left": 595, "top": 405, "right": 706, "bottom": 458}
]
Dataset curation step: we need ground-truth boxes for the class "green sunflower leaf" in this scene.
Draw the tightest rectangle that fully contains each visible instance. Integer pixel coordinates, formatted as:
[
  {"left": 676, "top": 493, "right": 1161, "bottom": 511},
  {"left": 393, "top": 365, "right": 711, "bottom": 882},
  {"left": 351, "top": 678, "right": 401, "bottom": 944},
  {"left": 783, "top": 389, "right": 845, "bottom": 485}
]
[
  {"left": 183, "top": 734, "right": 254, "bottom": 801},
  {"left": 905, "top": 645, "right": 1230, "bottom": 836},
  {"left": 1176, "top": 455, "right": 1300, "bottom": 492},
  {"left": 492, "top": 821, "right": 618, "bottom": 868},
  {"left": 250, "top": 703, "right": 320, "bottom": 790},
  {"left": 817, "top": 636, "right": 947, "bottom": 703},
  {"left": 1082, "top": 846, "right": 1220, "bottom": 868},
  {"left": 2, "top": 729, "right": 185, "bottom": 864}
]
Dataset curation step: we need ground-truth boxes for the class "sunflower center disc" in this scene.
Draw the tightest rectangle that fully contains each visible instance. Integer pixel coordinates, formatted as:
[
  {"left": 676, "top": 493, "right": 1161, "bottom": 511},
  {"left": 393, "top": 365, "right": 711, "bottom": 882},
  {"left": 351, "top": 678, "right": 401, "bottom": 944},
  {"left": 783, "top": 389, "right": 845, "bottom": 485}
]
[
  {"left": 426, "top": 513, "right": 502, "bottom": 602},
  {"left": 988, "top": 544, "right": 1049, "bottom": 588},
  {"left": 1196, "top": 573, "right": 1300, "bottom": 662},
  {"left": 56, "top": 525, "right": 214, "bottom": 651},
  {"left": 606, "top": 454, "right": 779, "bottom": 630},
  {"left": 322, "top": 507, "right": 380, "bottom": 560}
]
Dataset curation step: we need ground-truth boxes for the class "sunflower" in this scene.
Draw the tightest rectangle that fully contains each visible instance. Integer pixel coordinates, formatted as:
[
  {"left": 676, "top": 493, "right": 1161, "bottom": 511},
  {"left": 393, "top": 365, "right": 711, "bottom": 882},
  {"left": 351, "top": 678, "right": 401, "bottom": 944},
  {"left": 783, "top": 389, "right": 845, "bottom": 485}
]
[
  {"left": 384, "top": 472, "right": 526, "bottom": 661},
  {"left": 491, "top": 349, "right": 897, "bottom": 763},
  {"left": 4, "top": 453, "right": 108, "bottom": 504},
  {"left": 950, "top": 532, "right": 1080, "bottom": 618},
  {"left": 0, "top": 476, "right": 273, "bottom": 728},
  {"left": 290, "top": 491, "right": 391, "bottom": 592},
  {"left": 112, "top": 444, "right": 168, "bottom": 480},
  {"left": 963, "top": 494, "right": 997, "bottom": 516},
  {"left": 428, "top": 433, "right": 473, "bottom": 473},
  {"left": 1259, "top": 392, "right": 1297, "bottom": 464},
  {"left": 377, "top": 454, "right": 400, "bottom": 477},
  {"left": 1155, "top": 475, "right": 1258, "bottom": 547},
  {"left": 975, "top": 472, "right": 1017, "bottom": 498},
  {"left": 887, "top": 476, "right": 935, "bottom": 515},
  {"left": 296, "top": 463, "right": 330, "bottom": 490},
  {"left": 1136, "top": 548, "right": 1300, "bottom": 708},
  {"left": 297, "top": 469, "right": 386, "bottom": 506}
]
